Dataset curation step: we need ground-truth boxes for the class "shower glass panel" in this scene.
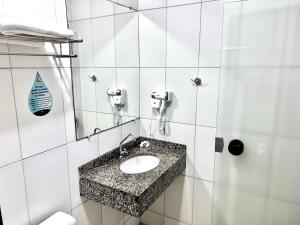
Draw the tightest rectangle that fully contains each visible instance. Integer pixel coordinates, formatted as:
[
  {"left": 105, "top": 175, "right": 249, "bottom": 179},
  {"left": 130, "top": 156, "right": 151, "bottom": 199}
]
[{"left": 213, "top": 0, "right": 300, "bottom": 224}]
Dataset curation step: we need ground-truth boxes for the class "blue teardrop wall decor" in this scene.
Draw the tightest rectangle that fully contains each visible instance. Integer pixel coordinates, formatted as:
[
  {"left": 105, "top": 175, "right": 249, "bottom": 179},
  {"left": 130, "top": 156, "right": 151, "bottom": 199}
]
[{"left": 28, "top": 71, "right": 53, "bottom": 116}]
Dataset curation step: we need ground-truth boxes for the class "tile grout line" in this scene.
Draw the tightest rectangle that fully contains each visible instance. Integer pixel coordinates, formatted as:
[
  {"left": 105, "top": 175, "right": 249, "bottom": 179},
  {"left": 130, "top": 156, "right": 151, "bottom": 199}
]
[
  {"left": 211, "top": 1, "right": 226, "bottom": 224},
  {"left": 55, "top": 2, "right": 74, "bottom": 210},
  {"left": 6, "top": 44, "right": 32, "bottom": 225},
  {"left": 191, "top": 3, "right": 203, "bottom": 225}
]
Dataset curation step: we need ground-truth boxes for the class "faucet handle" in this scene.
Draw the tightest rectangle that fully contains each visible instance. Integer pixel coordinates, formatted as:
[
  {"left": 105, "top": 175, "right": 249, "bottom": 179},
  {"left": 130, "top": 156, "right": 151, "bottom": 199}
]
[
  {"left": 140, "top": 141, "right": 150, "bottom": 149},
  {"left": 120, "top": 148, "right": 128, "bottom": 157}
]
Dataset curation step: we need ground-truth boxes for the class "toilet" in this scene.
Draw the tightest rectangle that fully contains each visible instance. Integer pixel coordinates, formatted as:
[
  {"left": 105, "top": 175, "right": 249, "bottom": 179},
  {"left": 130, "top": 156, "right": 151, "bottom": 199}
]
[{"left": 39, "top": 212, "right": 76, "bottom": 225}]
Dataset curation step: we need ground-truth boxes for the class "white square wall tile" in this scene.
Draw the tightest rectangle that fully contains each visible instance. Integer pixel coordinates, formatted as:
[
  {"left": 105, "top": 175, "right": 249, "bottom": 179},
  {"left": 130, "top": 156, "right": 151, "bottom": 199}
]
[
  {"left": 69, "top": 0, "right": 91, "bottom": 21},
  {"left": 193, "top": 179, "right": 213, "bottom": 225},
  {"left": 75, "top": 110, "right": 98, "bottom": 138},
  {"left": 167, "top": 4, "right": 201, "bottom": 67},
  {"left": 9, "top": 43, "right": 58, "bottom": 68},
  {"left": 72, "top": 200, "right": 102, "bottom": 225},
  {"left": 165, "top": 122, "right": 195, "bottom": 177},
  {"left": 117, "top": 68, "right": 140, "bottom": 117},
  {"left": 140, "top": 68, "right": 165, "bottom": 119},
  {"left": 70, "top": 20, "right": 94, "bottom": 68},
  {"left": 167, "top": 0, "right": 201, "bottom": 7},
  {"left": 23, "top": 146, "right": 71, "bottom": 225},
  {"left": 139, "top": 0, "right": 166, "bottom": 10},
  {"left": 97, "top": 113, "right": 115, "bottom": 131},
  {"left": 91, "top": 0, "right": 114, "bottom": 17},
  {"left": 73, "top": 68, "right": 96, "bottom": 111},
  {"left": 0, "top": 69, "right": 21, "bottom": 167},
  {"left": 12, "top": 69, "right": 66, "bottom": 158},
  {"left": 98, "top": 125, "right": 122, "bottom": 155},
  {"left": 139, "top": 9, "right": 167, "bottom": 67},
  {"left": 166, "top": 68, "right": 198, "bottom": 124},
  {"left": 92, "top": 16, "right": 116, "bottom": 67},
  {"left": 121, "top": 120, "right": 140, "bottom": 139},
  {"left": 115, "top": 12, "right": 139, "bottom": 67},
  {"left": 196, "top": 68, "right": 220, "bottom": 127},
  {"left": 141, "top": 211, "right": 164, "bottom": 225},
  {"left": 2, "top": 0, "right": 56, "bottom": 22},
  {"left": 60, "top": 67, "right": 76, "bottom": 143},
  {"left": 95, "top": 68, "right": 117, "bottom": 114},
  {"left": 140, "top": 118, "right": 165, "bottom": 140},
  {"left": 54, "top": 0, "right": 68, "bottom": 26},
  {"left": 0, "top": 162, "right": 29, "bottom": 225},
  {"left": 67, "top": 136, "right": 99, "bottom": 209},
  {"left": 165, "top": 175, "right": 194, "bottom": 224},
  {"left": 194, "top": 126, "right": 216, "bottom": 181},
  {"left": 199, "top": 0, "right": 223, "bottom": 67}
]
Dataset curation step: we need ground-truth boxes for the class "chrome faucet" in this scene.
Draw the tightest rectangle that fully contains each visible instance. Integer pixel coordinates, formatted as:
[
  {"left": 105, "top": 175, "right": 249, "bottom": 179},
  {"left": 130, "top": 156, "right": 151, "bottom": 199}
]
[{"left": 119, "top": 133, "right": 135, "bottom": 158}]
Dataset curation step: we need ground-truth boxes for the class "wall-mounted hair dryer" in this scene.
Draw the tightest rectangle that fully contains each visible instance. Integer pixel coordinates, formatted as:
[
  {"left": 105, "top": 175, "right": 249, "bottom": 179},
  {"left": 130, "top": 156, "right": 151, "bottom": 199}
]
[
  {"left": 151, "top": 90, "right": 172, "bottom": 134},
  {"left": 107, "top": 88, "right": 127, "bottom": 125},
  {"left": 107, "top": 88, "right": 126, "bottom": 106}
]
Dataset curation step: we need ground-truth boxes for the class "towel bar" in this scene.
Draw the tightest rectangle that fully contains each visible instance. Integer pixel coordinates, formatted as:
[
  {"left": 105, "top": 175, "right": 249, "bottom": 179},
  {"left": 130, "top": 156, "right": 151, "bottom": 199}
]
[{"left": 0, "top": 52, "right": 78, "bottom": 58}]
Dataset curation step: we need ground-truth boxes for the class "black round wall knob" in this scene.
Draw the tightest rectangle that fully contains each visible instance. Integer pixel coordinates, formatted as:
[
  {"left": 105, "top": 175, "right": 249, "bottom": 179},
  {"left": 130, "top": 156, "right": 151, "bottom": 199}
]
[{"left": 228, "top": 139, "right": 244, "bottom": 156}]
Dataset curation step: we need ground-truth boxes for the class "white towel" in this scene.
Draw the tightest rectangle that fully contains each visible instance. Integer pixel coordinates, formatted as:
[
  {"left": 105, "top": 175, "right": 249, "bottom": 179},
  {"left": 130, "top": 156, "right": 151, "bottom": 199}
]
[
  {"left": 39, "top": 212, "right": 76, "bottom": 225},
  {"left": 0, "top": 11, "right": 74, "bottom": 38}
]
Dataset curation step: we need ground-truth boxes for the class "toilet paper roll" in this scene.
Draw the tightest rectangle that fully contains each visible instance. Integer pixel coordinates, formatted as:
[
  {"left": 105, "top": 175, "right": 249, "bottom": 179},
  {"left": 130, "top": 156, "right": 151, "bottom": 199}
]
[{"left": 39, "top": 212, "right": 76, "bottom": 225}]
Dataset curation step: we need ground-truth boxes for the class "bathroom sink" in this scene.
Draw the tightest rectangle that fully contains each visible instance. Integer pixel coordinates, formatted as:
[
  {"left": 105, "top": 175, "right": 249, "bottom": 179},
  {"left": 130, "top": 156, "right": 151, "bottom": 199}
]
[
  {"left": 79, "top": 137, "right": 186, "bottom": 217},
  {"left": 120, "top": 155, "right": 160, "bottom": 174}
]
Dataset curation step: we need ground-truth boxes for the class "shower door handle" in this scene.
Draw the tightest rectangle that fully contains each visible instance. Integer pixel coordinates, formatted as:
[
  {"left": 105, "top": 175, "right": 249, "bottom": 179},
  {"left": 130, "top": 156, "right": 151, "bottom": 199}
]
[
  {"left": 215, "top": 137, "right": 224, "bottom": 153},
  {"left": 228, "top": 139, "right": 244, "bottom": 156}
]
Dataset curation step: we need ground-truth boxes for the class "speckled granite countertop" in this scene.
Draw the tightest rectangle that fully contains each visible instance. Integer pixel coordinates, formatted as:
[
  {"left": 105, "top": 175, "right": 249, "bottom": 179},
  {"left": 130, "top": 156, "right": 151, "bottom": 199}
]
[{"left": 79, "top": 137, "right": 186, "bottom": 217}]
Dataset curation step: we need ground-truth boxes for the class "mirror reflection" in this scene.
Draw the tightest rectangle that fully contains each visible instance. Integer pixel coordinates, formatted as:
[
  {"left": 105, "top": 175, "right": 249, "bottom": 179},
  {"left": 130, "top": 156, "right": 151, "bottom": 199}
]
[{"left": 70, "top": 2, "right": 140, "bottom": 139}]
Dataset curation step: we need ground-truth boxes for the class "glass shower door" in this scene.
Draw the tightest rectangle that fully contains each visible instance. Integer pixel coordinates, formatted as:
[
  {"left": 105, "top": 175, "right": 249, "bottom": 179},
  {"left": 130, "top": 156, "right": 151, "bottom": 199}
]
[{"left": 213, "top": 1, "right": 300, "bottom": 225}]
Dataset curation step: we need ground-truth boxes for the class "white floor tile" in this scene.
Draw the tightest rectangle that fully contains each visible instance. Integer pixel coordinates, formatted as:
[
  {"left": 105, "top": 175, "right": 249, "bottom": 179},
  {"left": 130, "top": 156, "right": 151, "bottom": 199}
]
[
  {"left": 102, "top": 205, "right": 124, "bottom": 225},
  {"left": 141, "top": 210, "right": 164, "bottom": 225},
  {"left": 149, "top": 193, "right": 164, "bottom": 214},
  {"left": 72, "top": 201, "right": 102, "bottom": 225}
]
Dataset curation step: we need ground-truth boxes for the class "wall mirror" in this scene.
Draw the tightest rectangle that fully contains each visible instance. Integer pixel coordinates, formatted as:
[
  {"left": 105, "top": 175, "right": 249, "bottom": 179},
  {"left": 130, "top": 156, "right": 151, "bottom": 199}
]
[{"left": 69, "top": 0, "right": 140, "bottom": 140}]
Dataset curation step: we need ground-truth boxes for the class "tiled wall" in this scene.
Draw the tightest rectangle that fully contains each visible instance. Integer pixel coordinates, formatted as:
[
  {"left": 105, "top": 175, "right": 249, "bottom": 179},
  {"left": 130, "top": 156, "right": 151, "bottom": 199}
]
[
  {"left": 138, "top": 0, "right": 223, "bottom": 225},
  {"left": 69, "top": 0, "right": 140, "bottom": 137},
  {"left": 0, "top": 0, "right": 139, "bottom": 225},
  {"left": 0, "top": 0, "right": 224, "bottom": 225}
]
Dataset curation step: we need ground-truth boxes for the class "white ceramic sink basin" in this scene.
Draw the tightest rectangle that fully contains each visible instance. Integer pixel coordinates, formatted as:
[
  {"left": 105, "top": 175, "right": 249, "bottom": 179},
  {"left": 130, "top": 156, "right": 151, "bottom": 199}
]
[{"left": 120, "top": 155, "right": 160, "bottom": 174}]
